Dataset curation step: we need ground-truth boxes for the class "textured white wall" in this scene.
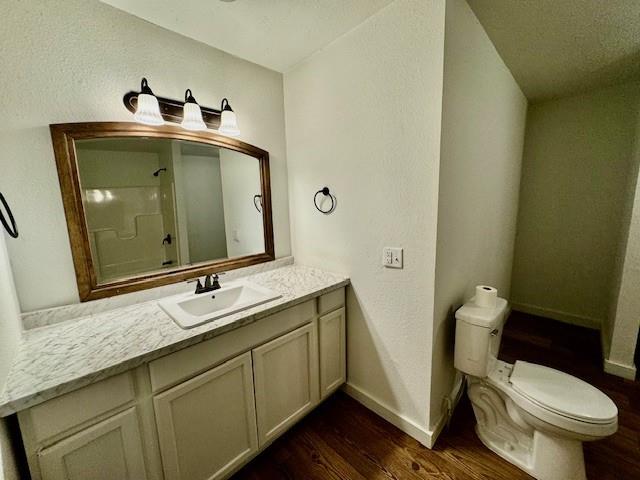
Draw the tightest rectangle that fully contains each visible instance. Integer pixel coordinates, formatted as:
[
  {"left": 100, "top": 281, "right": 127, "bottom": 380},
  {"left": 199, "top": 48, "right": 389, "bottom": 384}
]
[
  {"left": 285, "top": 0, "right": 445, "bottom": 437},
  {"left": 604, "top": 100, "right": 640, "bottom": 376},
  {"left": 0, "top": 232, "right": 21, "bottom": 480},
  {"left": 0, "top": 233, "right": 21, "bottom": 388},
  {"left": 431, "top": 0, "right": 527, "bottom": 428},
  {"left": 0, "top": 0, "right": 290, "bottom": 312},
  {"left": 511, "top": 82, "right": 640, "bottom": 327}
]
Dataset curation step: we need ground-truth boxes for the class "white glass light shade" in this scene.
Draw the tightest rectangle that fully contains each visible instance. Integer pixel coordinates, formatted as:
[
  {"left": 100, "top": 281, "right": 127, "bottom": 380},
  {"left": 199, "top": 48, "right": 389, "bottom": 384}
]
[
  {"left": 134, "top": 93, "right": 164, "bottom": 125},
  {"left": 181, "top": 102, "right": 207, "bottom": 131},
  {"left": 218, "top": 109, "right": 240, "bottom": 136}
]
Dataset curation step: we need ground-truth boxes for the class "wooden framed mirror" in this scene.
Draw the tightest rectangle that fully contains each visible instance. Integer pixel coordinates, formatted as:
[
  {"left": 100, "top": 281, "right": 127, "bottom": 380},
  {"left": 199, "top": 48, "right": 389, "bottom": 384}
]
[{"left": 50, "top": 122, "right": 274, "bottom": 301}]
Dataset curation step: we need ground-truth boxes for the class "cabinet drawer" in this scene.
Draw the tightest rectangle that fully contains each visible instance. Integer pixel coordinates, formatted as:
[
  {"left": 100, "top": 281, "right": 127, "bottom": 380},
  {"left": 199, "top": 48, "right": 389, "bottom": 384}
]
[
  {"left": 25, "top": 372, "right": 136, "bottom": 444},
  {"left": 318, "top": 288, "right": 345, "bottom": 315},
  {"left": 149, "top": 300, "right": 316, "bottom": 392}
]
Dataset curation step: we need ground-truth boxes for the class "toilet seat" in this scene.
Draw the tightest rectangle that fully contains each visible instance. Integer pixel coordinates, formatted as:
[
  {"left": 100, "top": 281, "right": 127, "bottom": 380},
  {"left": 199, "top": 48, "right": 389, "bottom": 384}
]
[
  {"left": 509, "top": 361, "right": 617, "bottom": 424},
  {"left": 487, "top": 360, "right": 618, "bottom": 438}
]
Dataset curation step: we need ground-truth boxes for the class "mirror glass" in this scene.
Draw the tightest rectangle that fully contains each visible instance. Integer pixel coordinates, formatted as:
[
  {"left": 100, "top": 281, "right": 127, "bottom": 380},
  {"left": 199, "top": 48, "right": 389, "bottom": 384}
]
[{"left": 75, "top": 137, "right": 265, "bottom": 284}]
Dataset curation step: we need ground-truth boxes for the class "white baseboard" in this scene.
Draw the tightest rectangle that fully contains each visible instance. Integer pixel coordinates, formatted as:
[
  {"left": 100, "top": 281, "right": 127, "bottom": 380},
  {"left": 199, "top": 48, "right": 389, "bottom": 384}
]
[
  {"left": 511, "top": 302, "right": 601, "bottom": 330},
  {"left": 428, "top": 413, "right": 447, "bottom": 449},
  {"left": 427, "top": 373, "right": 466, "bottom": 448},
  {"left": 599, "top": 326, "right": 636, "bottom": 379},
  {"left": 603, "top": 358, "right": 637, "bottom": 380},
  {"left": 600, "top": 324, "right": 611, "bottom": 358},
  {"left": 341, "top": 383, "right": 436, "bottom": 447}
]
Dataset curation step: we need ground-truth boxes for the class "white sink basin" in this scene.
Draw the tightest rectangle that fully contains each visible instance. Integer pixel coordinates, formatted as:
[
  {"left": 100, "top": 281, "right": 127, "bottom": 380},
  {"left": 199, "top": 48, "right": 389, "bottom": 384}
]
[{"left": 159, "top": 281, "right": 282, "bottom": 329}]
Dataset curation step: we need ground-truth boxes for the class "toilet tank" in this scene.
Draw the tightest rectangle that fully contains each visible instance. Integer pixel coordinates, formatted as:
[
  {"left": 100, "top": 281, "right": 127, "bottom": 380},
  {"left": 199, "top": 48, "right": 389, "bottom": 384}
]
[{"left": 454, "top": 297, "right": 509, "bottom": 378}]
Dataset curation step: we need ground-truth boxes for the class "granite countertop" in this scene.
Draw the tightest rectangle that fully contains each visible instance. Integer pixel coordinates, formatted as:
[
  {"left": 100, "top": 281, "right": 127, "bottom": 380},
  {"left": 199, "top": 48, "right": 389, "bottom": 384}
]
[{"left": 0, "top": 264, "right": 349, "bottom": 416}]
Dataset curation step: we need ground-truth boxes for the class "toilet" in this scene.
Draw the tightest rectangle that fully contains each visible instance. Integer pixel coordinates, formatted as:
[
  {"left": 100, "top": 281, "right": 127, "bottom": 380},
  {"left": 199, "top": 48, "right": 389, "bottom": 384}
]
[{"left": 454, "top": 288, "right": 618, "bottom": 480}]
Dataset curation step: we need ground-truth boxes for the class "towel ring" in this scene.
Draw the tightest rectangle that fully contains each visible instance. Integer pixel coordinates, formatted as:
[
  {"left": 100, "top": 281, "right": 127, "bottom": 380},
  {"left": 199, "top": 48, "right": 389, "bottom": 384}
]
[
  {"left": 314, "top": 187, "right": 336, "bottom": 214},
  {"left": 253, "top": 194, "right": 263, "bottom": 213},
  {"left": 0, "top": 192, "right": 18, "bottom": 238}
]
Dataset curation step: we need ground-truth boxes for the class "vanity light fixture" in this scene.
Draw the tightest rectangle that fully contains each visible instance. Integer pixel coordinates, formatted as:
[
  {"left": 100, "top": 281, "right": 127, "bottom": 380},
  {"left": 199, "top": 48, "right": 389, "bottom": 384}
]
[
  {"left": 124, "top": 79, "right": 240, "bottom": 136},
  {"left": 133, "top": 78, "right": 164, "bottom": 126},
  {"left": 218, "top": 98, "right": 240, "bottom": 137},
  {"left": 181, "top": 89, "right": 207, "bottom": 131}
]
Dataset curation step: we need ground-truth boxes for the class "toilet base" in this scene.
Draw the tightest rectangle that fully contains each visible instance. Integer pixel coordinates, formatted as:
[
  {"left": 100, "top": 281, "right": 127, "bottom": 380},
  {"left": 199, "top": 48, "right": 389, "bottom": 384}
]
[
  {"left": 476, "top": 422, "right": 586, "bottom": 480},
  {"left": 467, "top": 376, "right": 588, "bottom": 480}
]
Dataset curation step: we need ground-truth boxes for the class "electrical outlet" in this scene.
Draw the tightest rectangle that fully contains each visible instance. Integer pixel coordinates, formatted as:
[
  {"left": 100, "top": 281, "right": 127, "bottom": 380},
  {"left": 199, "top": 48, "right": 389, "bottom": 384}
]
[{"left": 383, "top": 247, "right": 403, "bottom": 269}]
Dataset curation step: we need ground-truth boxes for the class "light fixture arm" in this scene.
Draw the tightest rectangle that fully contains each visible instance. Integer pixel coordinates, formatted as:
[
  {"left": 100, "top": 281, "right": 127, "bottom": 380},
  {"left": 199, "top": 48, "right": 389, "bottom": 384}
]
[
  {"left": 184, "top": 89, "right": 197, "bottom": 104},
  {"left": 221, "top": 98, "right": 233, "bottom": 112},
  {"left": 140, "top": 77, "right": 154, "bottom": 95}
]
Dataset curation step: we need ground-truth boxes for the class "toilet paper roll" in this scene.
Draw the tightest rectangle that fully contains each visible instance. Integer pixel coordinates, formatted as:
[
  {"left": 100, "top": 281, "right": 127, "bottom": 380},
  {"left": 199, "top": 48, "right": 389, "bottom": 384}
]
[{"left": 475, "top": 285, "right": 498, "bottom": 308}]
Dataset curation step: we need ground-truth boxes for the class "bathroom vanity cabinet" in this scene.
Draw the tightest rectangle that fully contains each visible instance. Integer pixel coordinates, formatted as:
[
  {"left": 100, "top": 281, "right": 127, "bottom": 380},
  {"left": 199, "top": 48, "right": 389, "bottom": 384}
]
[{"left": 17, "top": 287, "right": 346, "bottom": 480}]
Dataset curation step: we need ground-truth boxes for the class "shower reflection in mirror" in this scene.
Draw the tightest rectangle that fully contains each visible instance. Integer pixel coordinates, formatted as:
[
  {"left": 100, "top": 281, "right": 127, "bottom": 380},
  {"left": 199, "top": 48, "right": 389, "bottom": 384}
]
[{"left": 76, "top": 137, "right": 264, "bottom": 284}]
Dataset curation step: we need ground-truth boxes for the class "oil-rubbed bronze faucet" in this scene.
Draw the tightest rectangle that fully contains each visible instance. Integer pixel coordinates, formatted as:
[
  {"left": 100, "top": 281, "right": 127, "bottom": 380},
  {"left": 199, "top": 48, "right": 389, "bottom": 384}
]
[
  {"left": 211, "top": 273, "right": 224, "bottom": 290},
  {"left": 191, "top": 273, "right": 224, "bottom": 294}
]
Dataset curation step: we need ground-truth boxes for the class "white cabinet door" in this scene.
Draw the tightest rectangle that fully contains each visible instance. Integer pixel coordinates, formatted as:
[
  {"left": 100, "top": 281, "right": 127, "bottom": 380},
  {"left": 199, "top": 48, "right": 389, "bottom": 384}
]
[
  {"left": 38, "top": 407, "right": 147, "bottom": 480},
  {"left": 319, "top": 307, "right": 346, "bottom": 398},
  {"left": 252, "top": 321, "right": 319, "bottom": 447},
  {"left": 153, "top": 352, "right": 258, "bottom": 480}
]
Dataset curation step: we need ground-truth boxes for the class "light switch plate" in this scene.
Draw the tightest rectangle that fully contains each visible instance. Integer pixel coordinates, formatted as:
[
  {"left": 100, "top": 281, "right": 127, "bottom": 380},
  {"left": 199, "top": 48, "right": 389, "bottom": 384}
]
[{"left": 383, "top": 247, "right": 403, "bottom": 269}]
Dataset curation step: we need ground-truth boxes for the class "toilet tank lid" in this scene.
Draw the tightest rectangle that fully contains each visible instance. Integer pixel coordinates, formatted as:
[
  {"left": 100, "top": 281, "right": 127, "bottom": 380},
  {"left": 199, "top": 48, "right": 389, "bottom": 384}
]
[{"left": 455, "top": 298, "right": 508, "bottom": 328}]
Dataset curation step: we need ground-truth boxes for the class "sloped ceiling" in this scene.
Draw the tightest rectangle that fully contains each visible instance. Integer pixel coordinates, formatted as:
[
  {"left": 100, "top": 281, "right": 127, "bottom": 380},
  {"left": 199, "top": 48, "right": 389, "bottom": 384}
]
[
  {"left": 467, "top": 0, "right": 640, "bottom": 102},
  {"left": 100, "top": 0, "right": 395, "bottom": 72}
]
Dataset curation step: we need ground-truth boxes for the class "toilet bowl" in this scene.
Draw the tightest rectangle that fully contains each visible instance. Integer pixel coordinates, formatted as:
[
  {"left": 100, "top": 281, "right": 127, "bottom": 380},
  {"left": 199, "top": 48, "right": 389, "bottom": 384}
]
[{"left": 454, "top": 290, "right": 617, "bottom": 480}]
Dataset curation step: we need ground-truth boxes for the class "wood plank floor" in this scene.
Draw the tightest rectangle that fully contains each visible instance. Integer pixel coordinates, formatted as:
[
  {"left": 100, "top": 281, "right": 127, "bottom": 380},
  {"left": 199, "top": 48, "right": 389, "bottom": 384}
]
[{"left": 233, "top": 312, "right": 640, "bottom": 479}]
